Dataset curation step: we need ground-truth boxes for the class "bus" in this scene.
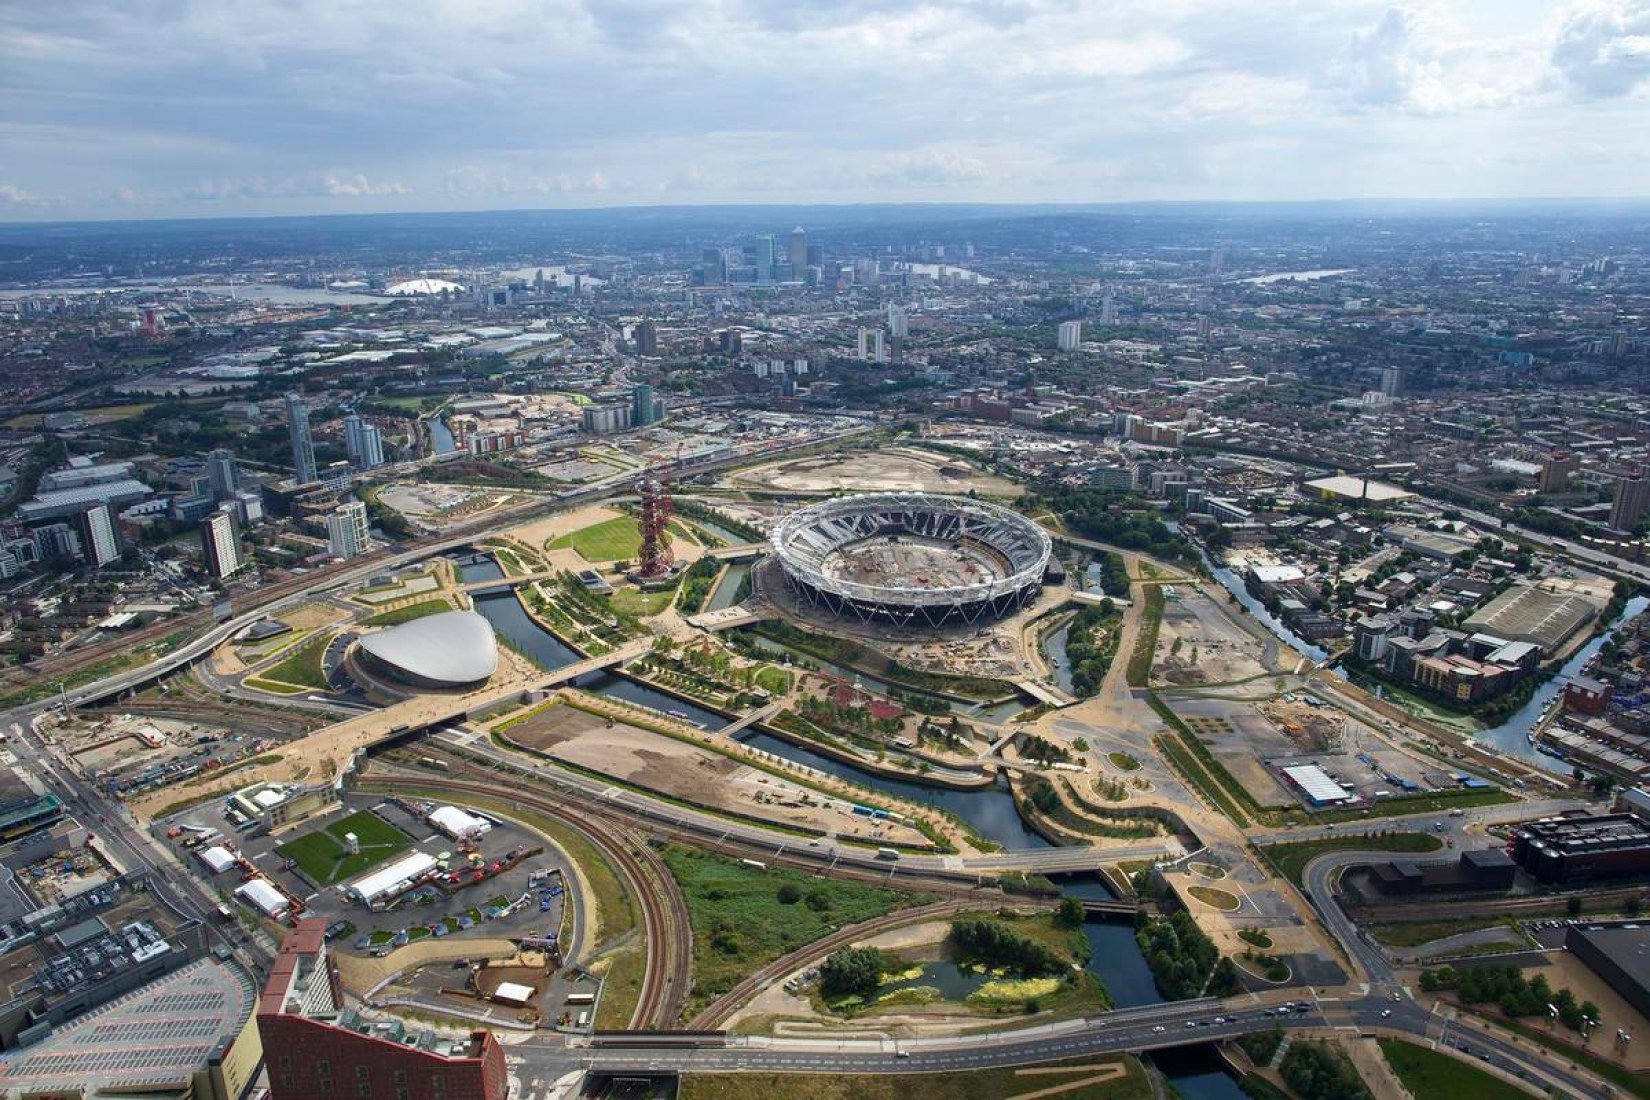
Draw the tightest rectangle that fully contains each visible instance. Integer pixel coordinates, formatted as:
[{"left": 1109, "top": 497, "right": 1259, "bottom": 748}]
[
  {"left": 876, "top": 847, "right": 901, "bottom": 861},
  {"left": 576, "top": 1012, "right": 590, "bottom": 1029},
  {"left": 566, "top": 992, "right": 596, "bottom": 1005}
]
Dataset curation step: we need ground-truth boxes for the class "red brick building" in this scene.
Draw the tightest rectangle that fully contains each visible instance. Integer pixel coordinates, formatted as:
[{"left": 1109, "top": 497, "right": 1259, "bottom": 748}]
[
  {"left": 1565, "top": 675, "right": 1612, "bottom": 717},
  {"left": 259, "top": 920, "right": 508, "bottom": 1100}
]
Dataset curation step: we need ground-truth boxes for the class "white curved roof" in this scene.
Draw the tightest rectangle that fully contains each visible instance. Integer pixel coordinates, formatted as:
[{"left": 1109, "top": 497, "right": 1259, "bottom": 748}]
[
  {"left": 359, "top": 609, "right": 498, "bottom": 685},
  {"left": 385, "top": 278, "right": 465, "bottom": 296}
]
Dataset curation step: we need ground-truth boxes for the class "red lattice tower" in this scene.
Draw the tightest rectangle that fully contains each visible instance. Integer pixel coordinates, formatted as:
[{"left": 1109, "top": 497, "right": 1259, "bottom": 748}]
[{"left": 637, "top": 476, "right": 675, "bottom": 580}]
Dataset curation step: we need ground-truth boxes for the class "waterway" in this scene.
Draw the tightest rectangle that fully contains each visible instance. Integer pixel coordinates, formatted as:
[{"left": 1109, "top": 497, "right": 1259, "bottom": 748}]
[
  {"left": 705, "top": 564, "right": 750, "bottom": 612},
  {"left": 455, "top": 551, "right": 1050, "bottom": 847},
  {"left": 1040, "top": 621, "right": 1077, "bottom": 696},
  {"left": 0, "top": 282, "right": 386, "bottom": 305},
  {"left": 426, "top": 414, "right": 459, "bottom": 455},
  {"left": 1151, "top": 1046, "right": 1249, "bottom": 1100},
  {"left": 1473, "top": 594, "right": 1650, "bottom": 769},
  {"left": 741, "top": 731, "right": 1050, "bottom": 850}
]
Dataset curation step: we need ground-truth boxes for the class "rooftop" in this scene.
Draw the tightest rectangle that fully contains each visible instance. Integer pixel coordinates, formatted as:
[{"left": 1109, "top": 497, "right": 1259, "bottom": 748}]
[
  {"left": 357, "top": 609, "right": 498, "bottom": 686},
  {"left": 0, "top": 958, "right": 255, "bottom": 1097}
]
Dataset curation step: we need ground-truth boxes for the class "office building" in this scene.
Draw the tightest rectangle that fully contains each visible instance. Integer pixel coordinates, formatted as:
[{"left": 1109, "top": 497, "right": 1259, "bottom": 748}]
[
  {"left": 206, "top": 449, "right": 238, "bottom": 502},
  {"left": 285, "top": 393, "right": 317, "bottom": 484},
  {"left": 632, "top": 383, "right": 663, "bottom": 427},
  {"left": 343, "top": 415, "right": 384, "bottom": 470},
  {"left": 857, "top": 327, "right": 886, "bottom": 363},
  {"left": 1512, "top": 813, "right": 1650, "bottom": 884},
  {"left": 632, "top": 320, "right": 657, "bottom": 355},
  {"left": 749, "top": 234, "right": 776, "bottom": 282},
  {"left": 1613, "top": 475, "right": 1650, "bottom": 531},
  {"left": 77, "top": 503, "right": 120, "bottom": 568},
  {"left": 789, "top": 227, "right": 808, "bottom": 275},
  {"left": 259, "top": 920, "right": 507, "bottom": 1100},
  {"left": 326, "top": 501, "right": 370, "bottom": 560},
  {"left": 1057, "top": 320, "right": 1083, "bottom": 351},
  {"left": 201, "top": 511, "right": 241, "bottom": 579},
  {"left": 698, "top": 247, "right": 726, "bottom": 285}
]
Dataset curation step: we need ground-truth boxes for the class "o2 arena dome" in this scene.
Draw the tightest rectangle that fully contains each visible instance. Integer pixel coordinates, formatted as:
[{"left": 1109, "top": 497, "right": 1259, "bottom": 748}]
[{"left": 356, "top": 609, "right": 498, "bottom": 689}]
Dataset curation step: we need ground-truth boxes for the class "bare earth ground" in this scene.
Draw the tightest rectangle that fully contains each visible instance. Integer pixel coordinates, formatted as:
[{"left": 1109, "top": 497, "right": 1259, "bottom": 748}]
[
  {"left": 502, "top": 701, "right": 929, "bottom": 846},
  {"left": 731, "top": 448, "right": 1024, "bottom": 498},
  {"left": 1153, "top": 589, "right": 1275, "bottom": 687}
]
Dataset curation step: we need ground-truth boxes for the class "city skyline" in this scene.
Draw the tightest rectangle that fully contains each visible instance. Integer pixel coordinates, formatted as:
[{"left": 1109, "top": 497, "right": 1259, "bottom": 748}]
[{"left": 3, "top": 0, "right": 1649, "bottom": 222}]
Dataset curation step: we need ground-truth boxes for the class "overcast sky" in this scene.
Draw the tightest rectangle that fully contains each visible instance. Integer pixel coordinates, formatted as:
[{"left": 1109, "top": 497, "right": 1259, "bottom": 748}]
[{"left": 2, "top": 0, "right": 1648, "bottom": 221}]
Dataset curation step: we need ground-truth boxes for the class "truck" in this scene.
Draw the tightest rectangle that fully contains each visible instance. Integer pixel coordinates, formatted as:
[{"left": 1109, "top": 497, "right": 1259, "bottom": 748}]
[{"left": 876, "top": 847, "right": 901, "bottom": 861}]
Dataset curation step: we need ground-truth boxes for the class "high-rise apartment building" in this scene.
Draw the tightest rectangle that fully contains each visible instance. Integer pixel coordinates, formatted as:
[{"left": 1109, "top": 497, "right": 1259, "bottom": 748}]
[
  {"left": 857, "top": 327, "right": 886, "bottom": 363},
  {"left": 344, "top": 415, "right": 384, "bottom": 470},
  {"left": 326, "top": 501, "right": 370, "bottom": 560},
  {"left": 1612, "top": 476, "right": 1650, "bottom": 532},
  {"left": 1380, "top": 365, "right": 1405, "bottom": 398},
  {"left": 285, "top": 393, "right": 317, "bottom": 484},
  {"left": 1057, "top": 320, "right": 1083, "bottom": 351},
  {"left": 886, "top": 304, "right": 909, "bottom": 339},
  {"left": 1099, "top": 292, "right": 1118, "bottom": 325},
  {"left": 201, "top": 511, "right": 241, "bottom": 579},
  {"left": 1539, "top": 453, "right": 1578, "bottom": 494},
  {"left": 207, "top": 448, "right": 238, "bottom": 502},
  {"left": 77, "top": 504, "right": 119, "bottom": 568},
  {"left": 259, "top": 921, "right": 508, "bottom": 1100},
  {"left": 632, "top": 321, "right": 658, "bottom": 355}
]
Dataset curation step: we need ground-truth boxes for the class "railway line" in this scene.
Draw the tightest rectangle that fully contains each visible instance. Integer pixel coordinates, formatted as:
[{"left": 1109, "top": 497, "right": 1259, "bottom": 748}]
[{"left": 355, "top": 770, "right": 695, "bottom": 1029}]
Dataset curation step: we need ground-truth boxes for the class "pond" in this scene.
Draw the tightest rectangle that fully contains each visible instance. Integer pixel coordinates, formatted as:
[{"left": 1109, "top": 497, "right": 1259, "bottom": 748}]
[{"left": 875, "top": 960, "right": 991, "bottom": 1003}]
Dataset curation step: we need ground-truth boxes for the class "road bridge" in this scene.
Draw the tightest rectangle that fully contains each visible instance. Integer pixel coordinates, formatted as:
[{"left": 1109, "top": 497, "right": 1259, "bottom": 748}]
[{"left": 707, "top": 543, "right": 768, "bottom": 561}]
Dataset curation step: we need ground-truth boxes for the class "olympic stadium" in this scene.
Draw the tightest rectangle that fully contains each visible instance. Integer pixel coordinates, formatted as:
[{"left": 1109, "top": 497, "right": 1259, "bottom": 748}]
[
  {"left": 356, "top": 609, "right": 499, "bottom": 690},
  {"left": 768, "top": 493, "right": 1053, "bottom": 627}
]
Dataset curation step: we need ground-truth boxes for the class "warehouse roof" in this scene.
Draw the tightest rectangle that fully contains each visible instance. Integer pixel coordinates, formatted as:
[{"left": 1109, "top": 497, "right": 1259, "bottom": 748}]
[{"left": 1462, "top": 584, "right": 1597, "bottom": 652}]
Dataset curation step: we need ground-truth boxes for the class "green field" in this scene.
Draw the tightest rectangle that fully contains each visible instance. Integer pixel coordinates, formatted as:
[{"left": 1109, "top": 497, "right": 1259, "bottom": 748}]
[
  {"left": 660, "top": 845, "right": 930, "bottom": 1022},
  {"left": 248, "top": 633, "right": 332, "bottom": 691},
  {"left": 363, "top": 599, "right": 453, "bottom": 626},
  {"left": 551, "top": 516, "right": 644, "bottom": 562},
  {"left": 1259, "top": 832, "right": 1442, "bottom": 888},
  {"left": 1376, "top": 1038, "right": 1508, "bottom": 1100},
  {"left": 680, "top": 1057, "right": 1153, "bottom": 1100},
  {"left": 274, "top": 810, "right": 414, "bottom": 884}
]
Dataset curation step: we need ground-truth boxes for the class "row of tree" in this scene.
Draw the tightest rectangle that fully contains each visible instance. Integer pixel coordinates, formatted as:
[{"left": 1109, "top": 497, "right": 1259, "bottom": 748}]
[{"left": 1420, "top": 965, "right": 1599, "bottom": 1030}]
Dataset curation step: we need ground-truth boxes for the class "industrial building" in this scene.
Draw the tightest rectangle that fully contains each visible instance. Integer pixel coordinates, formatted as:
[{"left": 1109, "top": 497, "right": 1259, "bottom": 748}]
[
  {"left": 1278, "top": 763, "right": 1355, "bottom": 806},
  {"left": 1565, "top": 924, "right": 1650, "bottom": 1021},
  {"left": 1512, "top": 814, "right": 1650, "bottom": 884},
  {"left": 1364, "top": 849, "right": 1517, "bottom": 898},
  {"left": 1302, "top": 475, "right": 1416, "bottom": 505},
  {"left": 259, "top": 921, "right": 507, "bottom": 1100},
  {"left": 225, "top": 779, "right": 338, "bottom": 834},
  {"left": 1461, "top": 583, "right": 1597, "bottom": 653}
]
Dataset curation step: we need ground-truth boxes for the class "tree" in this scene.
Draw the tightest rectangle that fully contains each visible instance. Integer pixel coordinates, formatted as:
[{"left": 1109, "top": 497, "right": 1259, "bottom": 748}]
[
  {"left": 819, "top": 947, "right": 886, "bottom": 1000},
  {"left": 777, "top": 884, "right": 802, "bottom": 905},
  {"left": 1567, "top": 896, "right": 1584, "bottom": 918},
  {"left": 1056, "top": 896, "right": 1085, "bottom": 929}
]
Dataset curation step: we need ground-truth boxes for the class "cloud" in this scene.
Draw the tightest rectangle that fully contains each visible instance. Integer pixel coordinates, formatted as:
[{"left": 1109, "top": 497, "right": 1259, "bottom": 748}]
[
  {"left": 0, "top": 184, "right": 44, "bottom": 205},
  {"left": 1552, "top": 0, "right": 1650, "bottom": 97}
]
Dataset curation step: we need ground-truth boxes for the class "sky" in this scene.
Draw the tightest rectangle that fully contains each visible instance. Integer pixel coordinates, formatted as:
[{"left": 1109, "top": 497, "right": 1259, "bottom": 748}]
[{"left": 1, "top": 0, "right": 1648, "bottom": 221}]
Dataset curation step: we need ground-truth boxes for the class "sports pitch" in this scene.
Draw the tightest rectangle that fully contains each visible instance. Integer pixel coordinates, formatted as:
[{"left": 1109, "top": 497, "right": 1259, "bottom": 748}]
[
  {"left": 274, "top": 809, "right": 414, "bottom": 885},
  {"left": 550, "top": 515, "right": 644, "bottom": 562}
]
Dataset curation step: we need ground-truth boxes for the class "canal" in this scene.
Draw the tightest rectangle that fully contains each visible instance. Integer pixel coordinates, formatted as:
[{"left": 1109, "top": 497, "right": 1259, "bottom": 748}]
[
  {"left": 426, "top": 413, "right": 458, "bottom": 455},
  {"left": 1151, "top": 1046, "right": 1249, "bottom": 1099},
  {"left": 704, "top": 563, "right": 750, "bottom": 612}
]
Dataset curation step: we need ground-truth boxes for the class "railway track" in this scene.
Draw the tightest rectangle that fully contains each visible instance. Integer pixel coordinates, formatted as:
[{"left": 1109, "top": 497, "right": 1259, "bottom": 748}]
[{"left": 356, "top": 772, "right": 694, "bottom": 1029}]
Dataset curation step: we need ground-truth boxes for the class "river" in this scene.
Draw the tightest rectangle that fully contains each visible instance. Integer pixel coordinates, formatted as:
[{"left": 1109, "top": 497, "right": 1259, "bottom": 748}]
[
  {"left": 705, "top": 564, "right": 750, "bottom": 612},
  {"left": 1238, "top": 268, "right": 1354, "bottom": 285},
  {"left": 0, "top": 282, "right": 386, "bottom": 305},
  {"left": 1151, "top": 1046, "right": 1250, "bottom": 1099},
  {"left": 1040, "top": 621, "right": 1077, "bottom": 696}
]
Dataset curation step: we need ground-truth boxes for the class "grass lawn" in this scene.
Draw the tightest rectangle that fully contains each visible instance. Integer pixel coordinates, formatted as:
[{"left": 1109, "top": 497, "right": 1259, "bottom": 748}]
[
  {"left": 252, "top": 633, "right": 332, "bottom": 691},
  {"left": 754, "top": 665, "right": 794, "bottom": 695},
  {"left": 1258, "top": 832, "right": 1442, "bottom": 888},
  {"left": 661, "top": 845, "right": 931, "bottom": 1023},
  {"left": 550, "top": 516, "right": 644, "bottom": 562},
  {"left": 1368, "top": 916, "right": 1511, "bottom": 948},
  {"left": 681, "top": 1057, "right": 1152, "bottom": 1100},
  {"left": 1376, "top": 1038, "right": 1510, "bottom": 1100},
  {"left": 274, "top": 810, "right": 413, "bottom": 884},
  {"left": 1107, "top": 751, "right": 1141, "bottom": 771},
  {"left": 363, "top": 599, "right": 453, "bottom": 626},
  {"left": 1187, "top": 885, "right": 1240, "bottom": 910},
  {"left": 610, "top": 585, "right": 678, "bottom": 616}
]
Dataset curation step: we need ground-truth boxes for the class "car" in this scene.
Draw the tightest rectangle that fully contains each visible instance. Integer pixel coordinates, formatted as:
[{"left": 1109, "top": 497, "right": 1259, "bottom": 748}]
[
  {"left": 895, "top": 1051, "right": 910, "bottom": 1059},
  {"left": 1186, "top": 1021, "right": 1198, "bottom": 1028},
  {"left": 1381, "top": 1009, "right": 1392, "bottom": 1018},
  {"left": 1214, "top": 1016, "right": 1226, "bottom": 1024},
  {"left": 1152, "top": 1026, "right": 1165, "bottom": 1033}
]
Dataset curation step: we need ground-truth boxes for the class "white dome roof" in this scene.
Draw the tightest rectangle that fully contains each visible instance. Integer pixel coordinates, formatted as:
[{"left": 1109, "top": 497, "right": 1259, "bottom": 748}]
[
  {"left": 384, "top": 278, "right": 465, "bottom": 296},
  {"left": 358, "top": 610, "right": 497, "bottom": 686}
]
